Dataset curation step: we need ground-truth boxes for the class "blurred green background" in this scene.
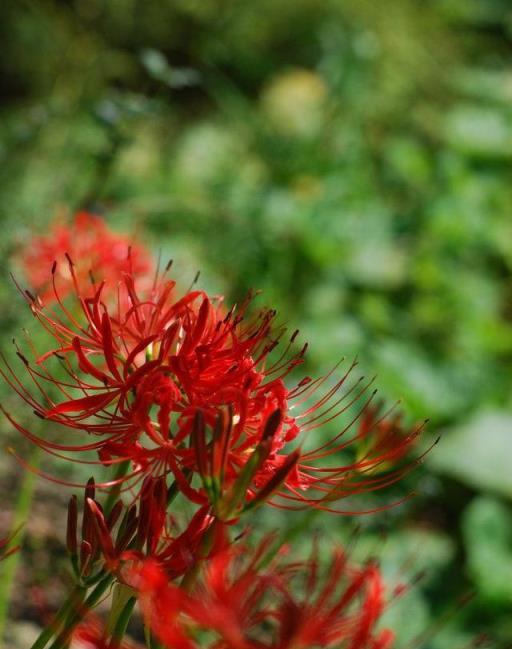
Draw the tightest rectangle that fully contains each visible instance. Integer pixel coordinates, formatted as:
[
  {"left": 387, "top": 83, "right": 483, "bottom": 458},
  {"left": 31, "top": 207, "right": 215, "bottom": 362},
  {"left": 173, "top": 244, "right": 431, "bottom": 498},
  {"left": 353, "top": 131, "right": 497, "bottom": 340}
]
[{"left": 1, "top": 0, "right": 512, "bottom": 646}]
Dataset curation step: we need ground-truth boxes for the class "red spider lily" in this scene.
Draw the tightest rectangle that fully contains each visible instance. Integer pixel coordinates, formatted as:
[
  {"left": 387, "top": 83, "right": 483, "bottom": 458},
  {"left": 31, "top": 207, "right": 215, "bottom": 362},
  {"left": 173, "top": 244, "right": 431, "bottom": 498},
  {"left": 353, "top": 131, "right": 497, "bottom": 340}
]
[
  {"left": 2, "top": 259, "right": 423, "bottom": 513},
  {"left": 1, "top": 271, "right": 300, "bottom": 484},
  {"left": 71, "top": 614, "right": 139, "bottom": 649},
  {"left": 19, "top": 211, "right": 153, "bottom": 302},
  {"left": 133, "top": 539, "right": 395, "bottom": 649},
  {"left": 269, "top": 553, "right": 394, "bottom": 649}
]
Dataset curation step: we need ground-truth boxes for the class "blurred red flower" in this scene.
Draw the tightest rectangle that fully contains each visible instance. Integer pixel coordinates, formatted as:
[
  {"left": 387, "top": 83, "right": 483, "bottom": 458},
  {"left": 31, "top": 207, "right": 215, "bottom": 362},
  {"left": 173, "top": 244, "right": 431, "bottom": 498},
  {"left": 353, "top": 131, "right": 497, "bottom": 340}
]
[
  {"left": 133, "top": 539, "right": 395, "bottom": 649},
  {"left": 19, "top": 211, "right": 153, "bottom": 302}
]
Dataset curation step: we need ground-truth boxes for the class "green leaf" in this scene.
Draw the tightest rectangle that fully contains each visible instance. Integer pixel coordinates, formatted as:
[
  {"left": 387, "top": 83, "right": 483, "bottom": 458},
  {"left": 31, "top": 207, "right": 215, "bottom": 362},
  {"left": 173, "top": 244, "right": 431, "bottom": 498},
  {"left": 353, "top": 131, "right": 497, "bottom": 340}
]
[
  {"left": 353, "top": 528, "right": 455, "bottom": 586},
  {"left": 379, "top": 587, "right": 429, "bottom": 645},
  {"left": 430, "top": 411, "right": 512, "bottom": 497},
  {"left": 372, "top": 341, "right": 465, "bottom": 419},
  {"left": 444, "top": 105, "right": 512, "bottom": 160},
  {"left": 462, "top": 496, "right": 512, "bottom": 603}
]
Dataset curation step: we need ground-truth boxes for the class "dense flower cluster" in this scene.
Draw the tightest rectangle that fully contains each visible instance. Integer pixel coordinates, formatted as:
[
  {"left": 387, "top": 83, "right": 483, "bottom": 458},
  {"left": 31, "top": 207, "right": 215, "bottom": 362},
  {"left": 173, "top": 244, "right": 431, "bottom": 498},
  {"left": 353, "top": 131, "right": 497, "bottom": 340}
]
[
  {"left": 2, "top": 213, "right": 426, "bottom": 647},
  {"left": 4, "top": 223, "right": 423, "bottom": 516},
  {"left": 133, "top": 540, "right": 395, "bottom": 649}
]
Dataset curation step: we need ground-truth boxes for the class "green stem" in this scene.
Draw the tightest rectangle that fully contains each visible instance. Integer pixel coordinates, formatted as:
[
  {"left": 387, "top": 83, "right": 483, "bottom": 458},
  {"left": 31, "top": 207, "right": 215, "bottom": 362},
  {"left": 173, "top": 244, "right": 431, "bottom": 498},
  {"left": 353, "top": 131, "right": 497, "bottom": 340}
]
[
  {"left": 104, "top": 460, "right": 131, "bottom": 516},
  {"left": 0, "top": 448, "right": 39, "bottom": 643},
  {"left": 108, "top": 596, "right": 136, "bottom": 649},
  {"left": 47, "top": 574, "right": 114, "bottom": 649},
  {"left": 30, "top": 583, "right": 86, "bottom": 649}
]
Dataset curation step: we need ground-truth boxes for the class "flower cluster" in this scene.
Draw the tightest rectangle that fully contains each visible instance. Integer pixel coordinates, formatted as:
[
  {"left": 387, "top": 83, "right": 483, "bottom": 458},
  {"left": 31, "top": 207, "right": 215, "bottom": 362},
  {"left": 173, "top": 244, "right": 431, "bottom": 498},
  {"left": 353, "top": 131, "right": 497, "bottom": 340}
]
[
  {"left": 2, "top": 213, "right": 426, "bottom": 647},
  {"left": 5, "top": 220, "right": 423, "bottom": 517},
  {"left": 133, "top": 539, "right": 395, "bottom": 649}
]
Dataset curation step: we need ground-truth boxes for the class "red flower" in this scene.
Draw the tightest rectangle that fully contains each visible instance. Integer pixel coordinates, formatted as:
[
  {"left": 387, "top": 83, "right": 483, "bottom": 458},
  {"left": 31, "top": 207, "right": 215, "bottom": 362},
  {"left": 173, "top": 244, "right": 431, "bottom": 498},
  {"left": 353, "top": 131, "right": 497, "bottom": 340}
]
[
  {"left": 270, "top": 552, "right": 394, "bottom": 649},
  {"left": 3, "top": 260, "right": 423, "bottom": 512},
  {"left": 19, "top": 211, "right": 153, "bottom": 302},
  {"left": 134, "top": 539, "right": 395, "bottom": 649},
  {"left": 2, "top": 274, "right": 299, "bottom": 485}
]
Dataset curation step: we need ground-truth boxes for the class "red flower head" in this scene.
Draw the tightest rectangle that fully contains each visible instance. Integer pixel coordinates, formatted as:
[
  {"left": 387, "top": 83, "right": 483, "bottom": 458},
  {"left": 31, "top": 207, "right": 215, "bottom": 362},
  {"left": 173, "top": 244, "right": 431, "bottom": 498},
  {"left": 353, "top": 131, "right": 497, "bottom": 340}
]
[
  {"left": 19, "top": 211, "right": 153, "bottom": 302},
  {"left": 133, "top": 539, "right": 395, "bottom": 649},
  {"left": 3, "top": 258, "right": 424, "bottom": 513}
]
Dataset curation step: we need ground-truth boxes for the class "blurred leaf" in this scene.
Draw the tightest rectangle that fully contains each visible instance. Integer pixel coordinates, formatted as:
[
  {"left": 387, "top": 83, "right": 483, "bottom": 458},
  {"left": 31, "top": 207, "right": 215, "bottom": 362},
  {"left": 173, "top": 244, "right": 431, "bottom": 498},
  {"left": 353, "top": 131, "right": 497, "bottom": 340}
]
[
  {"left": 462, "top": 496, "right": 512, "bottom": 603},
  {"left": 444, "top": 105, "right": 512, "bottom": 159},
  {"left": 140, "top": 48, "right": 200, "bottom": 88},
  {"left": 260, "top": 69, "right": 327, "bottom": 137},
  {"left": 438, "top": 0, "right": 512, "bottom": 25},
  {"left": 430, "top": 411, "right": 512, "bottom": 497},
  {"left": 140, "top": 48, "right": 169, "bottom": 79},
  {"left": 354, "top": 527, "right": 456, "bottom": 584},
  {"left": 372, "top": 341, "right": 465, "bottom": 418},
  {"left": 452, "top": 67, "right": 512, "bottom": 104},
  {"left": 379, "top": 586, "right": 429, "bottom": 645},
  {"left": 346, "top": 240, "right": 408, "bottom": 289}
]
